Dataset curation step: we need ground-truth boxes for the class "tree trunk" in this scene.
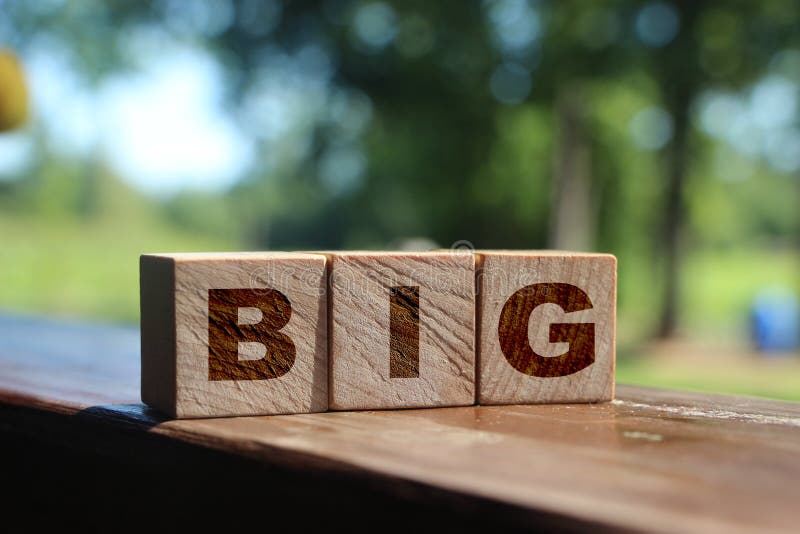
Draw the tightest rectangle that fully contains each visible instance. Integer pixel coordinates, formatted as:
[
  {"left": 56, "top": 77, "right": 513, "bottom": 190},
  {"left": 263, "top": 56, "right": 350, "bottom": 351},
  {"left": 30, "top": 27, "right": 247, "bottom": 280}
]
[
  {"left": 654, "top": 0, "right": 704, "bottom": 339},
  {"left": 656, "top": 81, "right": 693, "bottom": 338},
  {"left": 549, "top": 85, "right": 594, "bottom": 251}
]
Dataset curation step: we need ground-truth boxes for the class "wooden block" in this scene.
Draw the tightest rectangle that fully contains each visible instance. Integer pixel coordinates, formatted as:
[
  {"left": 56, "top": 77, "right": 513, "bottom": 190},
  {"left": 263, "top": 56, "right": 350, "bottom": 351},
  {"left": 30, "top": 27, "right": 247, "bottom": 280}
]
[
  {"left": 476, "top": 251, "right": 616, "bottom": 404},
  {"left": 140, "top": 252, "right": 328, "bottom": 418},
  {"left": 326, "top": 251, "right": 475, "bottom": 410}
]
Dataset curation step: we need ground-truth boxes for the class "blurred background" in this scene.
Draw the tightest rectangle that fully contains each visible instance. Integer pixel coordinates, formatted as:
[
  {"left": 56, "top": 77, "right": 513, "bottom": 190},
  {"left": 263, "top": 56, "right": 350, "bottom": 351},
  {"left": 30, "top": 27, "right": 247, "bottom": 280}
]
[{"left": 0, "top": 0, "right": 798, "bottom": 399}]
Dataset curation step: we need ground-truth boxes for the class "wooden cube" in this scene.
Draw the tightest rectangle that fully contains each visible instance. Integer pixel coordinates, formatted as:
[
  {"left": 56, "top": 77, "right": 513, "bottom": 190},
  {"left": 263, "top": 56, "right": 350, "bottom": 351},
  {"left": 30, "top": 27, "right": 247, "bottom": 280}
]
[
  {"left": 326, "top": 251, "right": 475, "bottom": 410},
  {"left": 140, "top": 252, "right": 328, "bottom": 418},
  {"left": 476, "top": 251, "right": 616, "bottom": 404}
]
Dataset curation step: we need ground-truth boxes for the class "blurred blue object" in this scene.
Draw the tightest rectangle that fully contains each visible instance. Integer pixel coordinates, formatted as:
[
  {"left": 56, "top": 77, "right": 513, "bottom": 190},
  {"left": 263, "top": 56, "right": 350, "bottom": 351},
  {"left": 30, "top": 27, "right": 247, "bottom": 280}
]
[{"left": 750, "top": 287, "right": 800, "bottom": 354}]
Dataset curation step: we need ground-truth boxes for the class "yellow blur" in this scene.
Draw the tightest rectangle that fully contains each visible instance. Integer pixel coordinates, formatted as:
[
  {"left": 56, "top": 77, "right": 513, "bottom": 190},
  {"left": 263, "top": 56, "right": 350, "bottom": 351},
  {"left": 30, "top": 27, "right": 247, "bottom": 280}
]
[{"left": 0, "top": 49, "right": 28, "bottom": 131}]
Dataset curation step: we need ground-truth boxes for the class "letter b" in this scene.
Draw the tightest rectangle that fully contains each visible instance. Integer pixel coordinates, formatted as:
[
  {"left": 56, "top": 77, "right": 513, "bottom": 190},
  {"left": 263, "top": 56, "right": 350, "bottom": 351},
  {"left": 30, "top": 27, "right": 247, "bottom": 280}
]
[{"left": 208, "top": 288, "right": 296, "bottom": 381}]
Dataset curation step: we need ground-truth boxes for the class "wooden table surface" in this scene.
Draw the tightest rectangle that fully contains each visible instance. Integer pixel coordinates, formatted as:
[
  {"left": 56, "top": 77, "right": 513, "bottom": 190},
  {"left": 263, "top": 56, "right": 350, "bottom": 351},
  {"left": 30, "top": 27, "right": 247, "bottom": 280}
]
[{"left": 1, "top": 313, "right": 799, "bottom": 533}]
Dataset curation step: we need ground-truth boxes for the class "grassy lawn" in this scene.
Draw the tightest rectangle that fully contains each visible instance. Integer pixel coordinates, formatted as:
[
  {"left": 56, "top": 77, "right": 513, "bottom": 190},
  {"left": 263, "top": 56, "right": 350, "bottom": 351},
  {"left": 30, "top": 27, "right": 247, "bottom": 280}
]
[
  {"left": 616, "top": 246, "right": 800, "bottom": 402},
  {"left": 618, "top": 352, "right": 800, "bottom": 402},
  {"left": 0, "top": 212, "right": 239, "bottom": 322},
  {"left": 681, "top": 247, "right": 800, "bottom": 338}
]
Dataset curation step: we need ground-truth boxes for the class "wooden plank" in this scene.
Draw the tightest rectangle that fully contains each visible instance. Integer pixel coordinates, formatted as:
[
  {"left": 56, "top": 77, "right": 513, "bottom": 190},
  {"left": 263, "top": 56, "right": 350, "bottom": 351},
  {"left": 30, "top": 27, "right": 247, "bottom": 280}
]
[
  {"left": 1, "top": 314, "right": 799, "bottom": 533},
  {"left": 476, "top": 251, "right": 616, "bottom": 404},
  {"left": 325, "top": 251, "right": 475, "bottom": 410},
  {"left": 140, "top": 252, "right": 328, "bottom": 417}
]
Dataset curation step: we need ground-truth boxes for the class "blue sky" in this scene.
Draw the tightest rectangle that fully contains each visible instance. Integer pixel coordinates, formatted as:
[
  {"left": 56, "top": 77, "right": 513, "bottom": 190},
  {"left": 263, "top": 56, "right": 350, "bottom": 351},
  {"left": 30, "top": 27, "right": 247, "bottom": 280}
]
[{"left": 0, "top": 37, "right": 255, "bottom": 195}]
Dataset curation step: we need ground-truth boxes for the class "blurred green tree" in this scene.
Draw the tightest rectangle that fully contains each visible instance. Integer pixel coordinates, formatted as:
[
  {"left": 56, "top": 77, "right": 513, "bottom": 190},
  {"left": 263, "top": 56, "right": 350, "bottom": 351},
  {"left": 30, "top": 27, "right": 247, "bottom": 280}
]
[{"left": 1, "top": 0, "right": 798, "bottom": 340}]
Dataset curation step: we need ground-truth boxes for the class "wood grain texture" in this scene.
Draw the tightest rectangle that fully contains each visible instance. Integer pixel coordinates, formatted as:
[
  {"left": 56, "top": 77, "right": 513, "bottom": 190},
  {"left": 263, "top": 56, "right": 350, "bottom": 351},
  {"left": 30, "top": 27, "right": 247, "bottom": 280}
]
[
  {"left": 476, "top": 251, "right": 616, "bottom": 404},
  {"left": 1, "top": 315, "right": 800, "bottom": 533},
  {"left": 325, "top": 251, "right": 475, "bottom": 410},
  {"left": 140, "top": 252, "right": 327, "bottom": 418}
]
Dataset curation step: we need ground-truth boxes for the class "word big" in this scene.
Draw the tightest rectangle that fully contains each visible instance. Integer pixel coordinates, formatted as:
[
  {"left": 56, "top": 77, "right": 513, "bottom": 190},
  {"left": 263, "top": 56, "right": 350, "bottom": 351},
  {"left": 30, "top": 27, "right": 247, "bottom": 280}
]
[{"left": 141, "top": 251, "right": 616, "bottom": 418}]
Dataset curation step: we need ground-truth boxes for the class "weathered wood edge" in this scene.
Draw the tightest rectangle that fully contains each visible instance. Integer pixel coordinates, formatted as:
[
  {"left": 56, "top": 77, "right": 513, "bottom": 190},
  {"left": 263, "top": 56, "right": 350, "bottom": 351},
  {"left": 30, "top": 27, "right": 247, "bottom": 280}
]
[{"left": 0, "top": 388, "right": 632, "bottom": 533}]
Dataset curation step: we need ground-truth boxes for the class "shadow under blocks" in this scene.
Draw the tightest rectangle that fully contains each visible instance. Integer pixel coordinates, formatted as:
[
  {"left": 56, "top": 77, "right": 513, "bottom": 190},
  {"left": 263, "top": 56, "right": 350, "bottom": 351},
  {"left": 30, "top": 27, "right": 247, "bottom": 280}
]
[{"left": 139, "top": 250, "right": 616, "bottom": 418}]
